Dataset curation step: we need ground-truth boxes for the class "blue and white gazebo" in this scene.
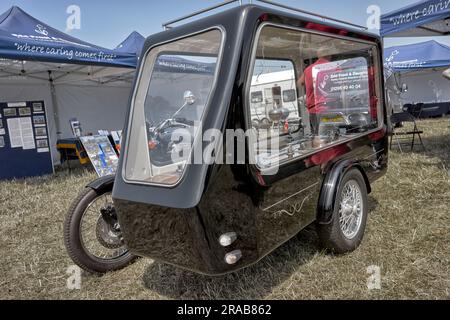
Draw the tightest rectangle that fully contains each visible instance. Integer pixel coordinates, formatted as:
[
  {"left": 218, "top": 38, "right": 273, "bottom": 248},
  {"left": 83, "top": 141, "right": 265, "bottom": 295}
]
[
  {"left": 381, "top": 0, "right": 450, "bottom": 37},
  {"left": 0, "top": 6, "right": 141, "bottom": 167}
]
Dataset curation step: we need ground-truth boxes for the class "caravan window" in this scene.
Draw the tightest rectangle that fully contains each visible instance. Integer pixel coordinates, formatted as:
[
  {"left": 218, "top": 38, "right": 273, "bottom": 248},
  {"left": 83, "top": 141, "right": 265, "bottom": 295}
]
[
  {"left": 251, "top": 91, "right": 263, "bottom": 104},
  {"left": 283, "top": 89, "right": 297, "bottom": 103},
  {"left": 124, "top": 29, "right": 223, "bottom": 186},
  {"left": 248, "top": 24, "right": 383, "bottom": 170}
]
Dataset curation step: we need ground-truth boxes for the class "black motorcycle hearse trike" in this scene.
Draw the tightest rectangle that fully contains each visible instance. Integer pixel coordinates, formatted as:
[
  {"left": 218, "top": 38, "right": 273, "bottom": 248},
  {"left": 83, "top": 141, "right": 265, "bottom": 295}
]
[{"left": 64, "top": 2, "right": 389, "bottom": 275}]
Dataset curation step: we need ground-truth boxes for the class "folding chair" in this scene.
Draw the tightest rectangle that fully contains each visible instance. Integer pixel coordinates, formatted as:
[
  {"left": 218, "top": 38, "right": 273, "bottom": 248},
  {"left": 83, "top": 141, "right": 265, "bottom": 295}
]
[
  {"left": 390, "top": 112, "right": 425, "bottom": 152},
  {"left": 402, "top": 103, "right": 412, "bottom": 113},
  {"left": 412, "top": 103, "right": 424, "bottom": 119}
]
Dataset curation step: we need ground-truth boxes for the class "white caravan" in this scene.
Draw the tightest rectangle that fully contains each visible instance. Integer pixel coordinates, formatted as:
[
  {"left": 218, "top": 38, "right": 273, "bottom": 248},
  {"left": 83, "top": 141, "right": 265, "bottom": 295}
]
[{"left": 250, "top": 69, "right": 301, "bottom": 123}]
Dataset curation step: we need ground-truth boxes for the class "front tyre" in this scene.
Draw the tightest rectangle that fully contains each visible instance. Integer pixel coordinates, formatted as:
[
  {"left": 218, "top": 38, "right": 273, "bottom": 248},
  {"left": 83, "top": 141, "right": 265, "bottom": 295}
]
[
  {"left": 318, "top": 169, "right": 369, "bottom": 254},
  {"left": 64, "top": 187, "right": 136, "bottom": 274}
]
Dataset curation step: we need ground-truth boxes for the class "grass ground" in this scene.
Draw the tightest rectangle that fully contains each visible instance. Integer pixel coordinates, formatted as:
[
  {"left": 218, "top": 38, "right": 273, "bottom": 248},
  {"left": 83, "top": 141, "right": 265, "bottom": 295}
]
[{"left": 1, "top": 118, "right": 449, "bottom": 300}]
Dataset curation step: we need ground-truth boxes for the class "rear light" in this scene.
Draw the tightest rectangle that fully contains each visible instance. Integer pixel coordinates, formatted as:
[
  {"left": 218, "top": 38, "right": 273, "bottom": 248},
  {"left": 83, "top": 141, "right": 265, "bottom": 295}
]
[
  {"left": 219, "top": 232, "right": 237, "bottom": 247},
  {"left": 225, "top": 250, "right": 242, "bottom": 265}
]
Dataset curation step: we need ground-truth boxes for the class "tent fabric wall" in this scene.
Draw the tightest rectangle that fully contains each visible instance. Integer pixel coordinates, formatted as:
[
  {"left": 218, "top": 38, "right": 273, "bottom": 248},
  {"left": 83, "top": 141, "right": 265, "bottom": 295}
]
[
  {"left": 397, "top": 68, "right": 450, "bottom": 104},
  {"left": 54, "top": 84, "right": 131, "bottom": 139},
  {"left": 0, "top": 78, "right": 132, "bottom": 165}
]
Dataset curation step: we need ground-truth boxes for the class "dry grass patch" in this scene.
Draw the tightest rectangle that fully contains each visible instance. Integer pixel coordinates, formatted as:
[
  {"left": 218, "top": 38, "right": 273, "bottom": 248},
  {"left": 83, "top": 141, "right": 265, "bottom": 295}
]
[{"left": 0, "top": 118, "right": 449, "bottom": 300}]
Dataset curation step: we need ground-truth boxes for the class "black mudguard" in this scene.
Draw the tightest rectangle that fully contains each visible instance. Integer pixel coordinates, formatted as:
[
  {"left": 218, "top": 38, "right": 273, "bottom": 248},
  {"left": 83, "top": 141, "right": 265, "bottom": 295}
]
[
  {"left": 317, "top": 160, "right": 371, "bottom": 225},
  {"left": 86, "top": 175, "right": 115, "bottom": 193}
]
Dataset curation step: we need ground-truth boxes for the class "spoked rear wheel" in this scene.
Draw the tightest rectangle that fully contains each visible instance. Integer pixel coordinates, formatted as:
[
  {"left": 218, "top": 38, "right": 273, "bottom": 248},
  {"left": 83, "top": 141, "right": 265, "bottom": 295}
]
[
  {"left": 317, "top": 169, "right": 369, "bottom": 254},
  {"left": 64, "top": 187, "right": 136, "bottom": 274}
]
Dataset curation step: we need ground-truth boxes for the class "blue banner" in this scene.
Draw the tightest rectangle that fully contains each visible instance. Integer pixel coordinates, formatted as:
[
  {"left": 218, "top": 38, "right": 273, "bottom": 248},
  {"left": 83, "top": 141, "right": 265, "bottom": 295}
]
[
  {"left": 381, "top": 0, "right": 450, "bottom": 37},
  {"left": 0, "top": 6, "right": 137, "bottom": 68}
]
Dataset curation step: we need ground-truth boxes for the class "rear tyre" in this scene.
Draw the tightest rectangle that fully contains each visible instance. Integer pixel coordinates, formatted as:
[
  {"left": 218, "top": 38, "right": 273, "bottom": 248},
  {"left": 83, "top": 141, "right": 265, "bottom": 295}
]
[
  {"left": 64, "top": 186, "right": 136, "bottom": 275},
  {"left": 317, "top": 169, "right": 368, "bottom": 254}
]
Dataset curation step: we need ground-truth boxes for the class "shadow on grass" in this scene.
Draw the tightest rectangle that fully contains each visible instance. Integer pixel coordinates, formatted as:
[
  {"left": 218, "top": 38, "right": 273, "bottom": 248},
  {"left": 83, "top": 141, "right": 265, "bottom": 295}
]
[
  {"left": 389, "top": 117, "right": 450, "bottom": 165},
  {"left": 141, "top": 197, "right": 380, "bottom": 300},
  {"left": 418, "top": 134, "right": 450, "bottom": 166},
  {"left": 367, "top": 196, "right": 379, "bottom": 216},
  {"left": 389, "top": 133, "right": 450, "bottom": 167},
  {"left": 141, "top": 226, "right": 318, "bottom": 300}
]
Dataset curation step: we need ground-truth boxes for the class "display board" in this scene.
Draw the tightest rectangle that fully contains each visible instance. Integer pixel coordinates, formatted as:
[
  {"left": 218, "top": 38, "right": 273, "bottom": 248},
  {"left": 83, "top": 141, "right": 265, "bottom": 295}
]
[
  {"left": 110, "top": 130, "right": 122, "bottom": 154},
  {"left": 79, "top": 135, "right": 119, "bottom": 177},
  {"left": 0, "top": 101, "right": 53, "bottom": 180}
]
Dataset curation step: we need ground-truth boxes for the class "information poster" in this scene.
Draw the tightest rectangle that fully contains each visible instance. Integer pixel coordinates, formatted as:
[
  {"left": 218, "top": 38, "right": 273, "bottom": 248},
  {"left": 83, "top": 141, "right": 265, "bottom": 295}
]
[
  {"left": 312, "top": 57, "right": 370, "bottom": 112},
  {"left": 20, "top": 117, "right": 36, "bottom": 150},
  {"left": 7, "top": 118, "right": 22, "bottom": 148},
  {"left": 79, "top": 135, "right": 119, "bottom": 177},
  {"left": 0, "top": 115, "right": 4, "bottom": 136},
  {"left": 0, "top": 101, "right": 53, "bottom": 180}
]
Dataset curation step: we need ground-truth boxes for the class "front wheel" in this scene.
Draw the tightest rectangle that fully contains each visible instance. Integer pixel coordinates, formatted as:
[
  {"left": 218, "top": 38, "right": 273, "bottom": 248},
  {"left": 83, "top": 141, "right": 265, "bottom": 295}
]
[
  {"left": 64, "top": 186, "right": 136, "bottom": 274},
  {"left": 317, "top": 169, "right": 369, "bottom": 254}
]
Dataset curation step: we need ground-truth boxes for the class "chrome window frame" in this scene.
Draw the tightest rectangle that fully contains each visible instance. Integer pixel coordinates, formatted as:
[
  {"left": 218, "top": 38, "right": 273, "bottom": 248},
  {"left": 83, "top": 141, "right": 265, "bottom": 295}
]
[{"left": 122, "top": 26, "right": 226, "bottom": 188}]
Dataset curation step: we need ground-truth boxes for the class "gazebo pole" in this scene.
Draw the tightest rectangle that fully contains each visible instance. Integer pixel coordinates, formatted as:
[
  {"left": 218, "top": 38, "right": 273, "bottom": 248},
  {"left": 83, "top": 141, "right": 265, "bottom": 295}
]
[
  {"left": 48, "top": 70, "right": 61, "bottom": 138},
  {"left": 48, "top": 70, "right": 62, "bottom": 166}
]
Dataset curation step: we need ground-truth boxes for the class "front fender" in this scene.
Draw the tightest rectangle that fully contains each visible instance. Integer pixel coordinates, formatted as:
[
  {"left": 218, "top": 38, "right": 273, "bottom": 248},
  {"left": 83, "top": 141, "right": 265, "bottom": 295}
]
[
  {"left": 86, "top": 175, "right": 115, "bottom": 193},
  {"left": 317, "top": 161, "right": 370, "bottom": 225}
]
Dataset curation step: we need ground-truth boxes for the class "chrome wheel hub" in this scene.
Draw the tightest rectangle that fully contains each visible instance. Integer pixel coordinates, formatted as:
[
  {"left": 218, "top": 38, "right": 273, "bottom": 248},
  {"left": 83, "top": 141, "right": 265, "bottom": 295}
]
[
  {"left": 339, "top": 180, "right": 363, "bottom": 240},
  {"left": 96, "top": 217, "right": 123, "bottom": 250},
  {"left": 80, "top": 192, "right": 129, "bottom": 260}
]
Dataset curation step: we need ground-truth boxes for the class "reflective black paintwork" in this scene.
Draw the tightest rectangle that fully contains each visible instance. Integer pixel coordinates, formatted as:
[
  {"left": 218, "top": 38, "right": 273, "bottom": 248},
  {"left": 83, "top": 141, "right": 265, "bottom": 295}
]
[{"left": 112, "top": 5, "right": 389, "bottom": 275}]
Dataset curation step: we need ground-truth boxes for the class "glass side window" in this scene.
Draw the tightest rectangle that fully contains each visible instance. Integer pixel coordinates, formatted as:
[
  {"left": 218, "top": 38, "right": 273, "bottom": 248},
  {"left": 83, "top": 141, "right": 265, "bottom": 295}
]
[
  {"left": 249, "top": 25, "right": 382, "bottom": 170},
  {"left": 124, "top": 29, "right": 223, "bottom": 186}
]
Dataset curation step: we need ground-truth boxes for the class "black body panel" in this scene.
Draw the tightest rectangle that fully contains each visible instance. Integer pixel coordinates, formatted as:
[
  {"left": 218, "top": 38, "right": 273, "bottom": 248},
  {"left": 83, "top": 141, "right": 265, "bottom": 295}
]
[{"left": 113, "top": 5, "right": 389, "bottom": 275}]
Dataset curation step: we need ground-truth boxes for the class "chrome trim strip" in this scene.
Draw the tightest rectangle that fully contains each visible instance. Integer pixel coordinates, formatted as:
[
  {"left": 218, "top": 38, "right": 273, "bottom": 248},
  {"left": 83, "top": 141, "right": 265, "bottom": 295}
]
[
  {"left": 263, "top": 182, "right": 319, "bottom": 211},
  {"left": 362, "top": 149, "right": 385, "bottom": 161},
  {"left": 254, "top": 0, "right": 368, "bottom": 30},
  {"left": 162, "top": 0, "right": 241, "bottom": 30}
]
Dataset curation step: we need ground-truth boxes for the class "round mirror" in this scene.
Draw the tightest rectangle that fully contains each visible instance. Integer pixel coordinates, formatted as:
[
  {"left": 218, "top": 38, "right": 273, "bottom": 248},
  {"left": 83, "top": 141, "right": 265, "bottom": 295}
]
[
  {"left": 401, "top": 83, "right": 408, "bottom": 93},
  {"left": 183, "top": 91, "right": 196, "bottom": 105}
]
